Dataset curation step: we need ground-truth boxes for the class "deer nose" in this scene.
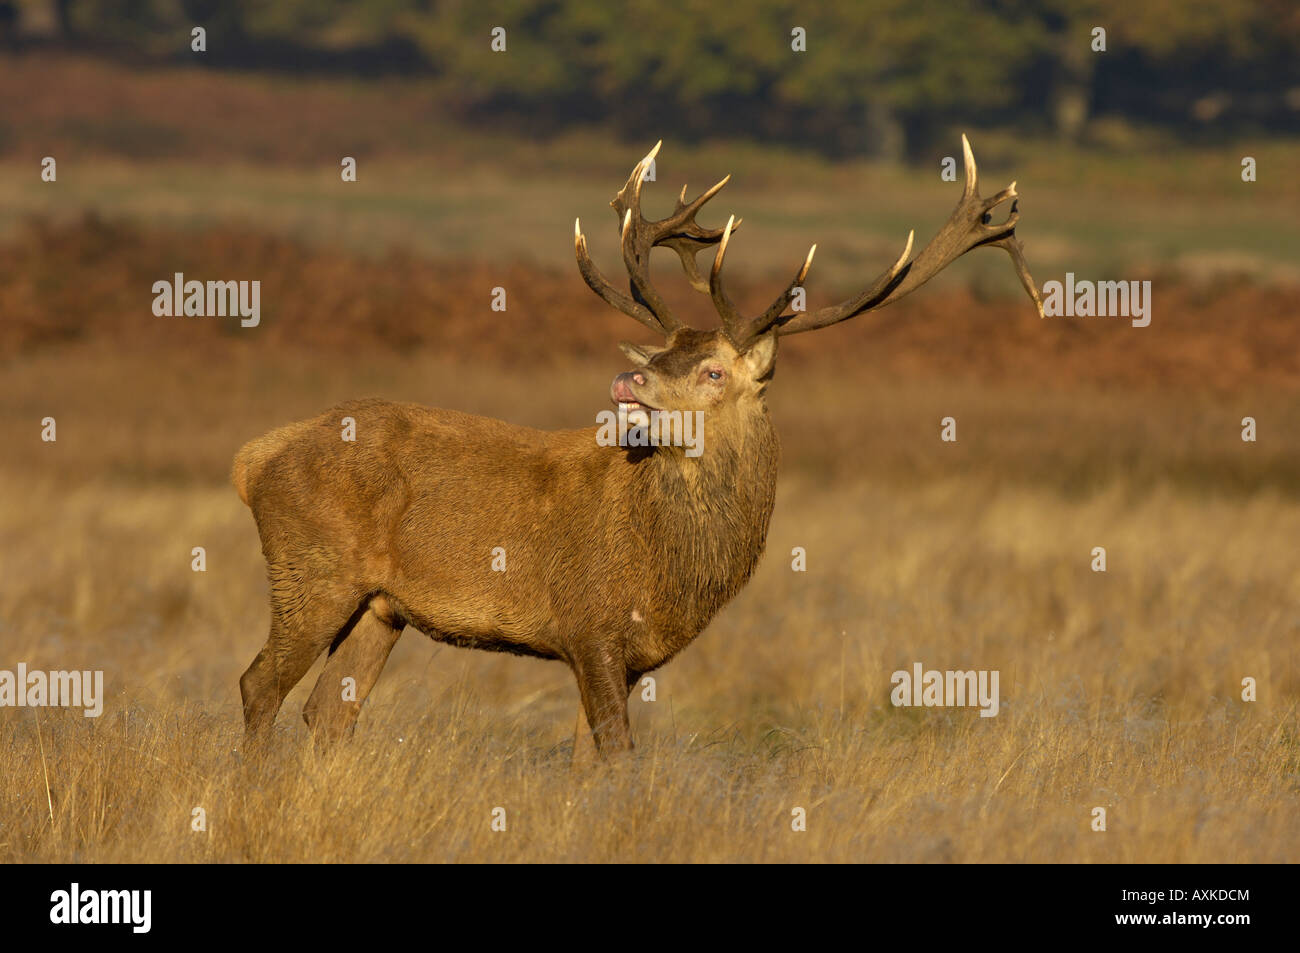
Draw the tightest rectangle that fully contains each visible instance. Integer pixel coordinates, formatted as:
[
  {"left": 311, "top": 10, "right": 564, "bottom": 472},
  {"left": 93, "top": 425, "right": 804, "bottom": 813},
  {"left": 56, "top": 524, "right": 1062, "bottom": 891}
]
[{"left": 610, "top": 372, "right": 643, "bottom": 403}]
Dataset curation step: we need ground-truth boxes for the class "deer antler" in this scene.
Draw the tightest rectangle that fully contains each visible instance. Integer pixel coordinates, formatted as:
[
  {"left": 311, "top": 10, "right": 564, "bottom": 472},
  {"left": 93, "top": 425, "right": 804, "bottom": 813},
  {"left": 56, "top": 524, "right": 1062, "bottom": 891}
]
[
  {"left": 718, "top": 135, "right": 1044, "bottom": 349},
  {"left": 710, "top": 215, "right": 816, "bottom": 349},
  {"left": 575, "top": 141, "right": 735, "bottom": 335}
]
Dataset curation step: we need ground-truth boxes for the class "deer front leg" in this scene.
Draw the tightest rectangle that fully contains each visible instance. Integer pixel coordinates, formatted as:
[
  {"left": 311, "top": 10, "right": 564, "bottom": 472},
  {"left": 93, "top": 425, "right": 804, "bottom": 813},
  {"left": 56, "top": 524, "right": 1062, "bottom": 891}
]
[
  {"left": 572, "top": 667, "right": 642, "bottom": 767},
  {"left": 571, "top": 644, "right": 633, "bottom": 760}
]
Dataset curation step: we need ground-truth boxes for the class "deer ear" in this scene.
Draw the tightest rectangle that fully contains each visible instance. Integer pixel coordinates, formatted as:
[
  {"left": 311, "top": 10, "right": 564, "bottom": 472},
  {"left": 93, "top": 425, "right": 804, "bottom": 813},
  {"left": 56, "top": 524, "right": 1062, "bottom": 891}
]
[
  {"left": 741, "top": 332, "right": 778, "bottom": 379},
  {"left": 619, "top": 341, "right": 661, "bottom": 366}
]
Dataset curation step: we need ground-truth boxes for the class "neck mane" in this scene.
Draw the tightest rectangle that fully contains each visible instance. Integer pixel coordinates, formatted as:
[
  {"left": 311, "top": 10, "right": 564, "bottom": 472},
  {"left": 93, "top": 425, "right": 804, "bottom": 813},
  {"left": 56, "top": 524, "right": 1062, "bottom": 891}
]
[{"left": 634, "top": 406, "right": 780, "bottom": 643}]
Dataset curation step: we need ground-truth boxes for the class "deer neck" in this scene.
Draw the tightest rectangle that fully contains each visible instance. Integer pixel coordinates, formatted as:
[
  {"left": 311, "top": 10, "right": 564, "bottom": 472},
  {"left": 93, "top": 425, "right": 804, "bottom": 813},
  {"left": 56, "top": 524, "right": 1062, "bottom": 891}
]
[{"left": 634, "top": 406, "right": 780, "bottom": 629}]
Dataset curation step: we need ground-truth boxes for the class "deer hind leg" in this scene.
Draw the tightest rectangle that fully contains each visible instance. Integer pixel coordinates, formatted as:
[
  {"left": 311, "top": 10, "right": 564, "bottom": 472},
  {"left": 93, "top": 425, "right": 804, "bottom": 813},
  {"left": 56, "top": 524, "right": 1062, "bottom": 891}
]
[
  {"left": 303, "top": 598, "right": 403, "bottom": 744},
  {"left": 571, "top": 705, "right": 597, "bottom": 769},
  {"left": 239, "top": 563, "right": 362, "bottom": 744},
  {"left": 570, "top": 646, "right": 634, "bottom": 761}
]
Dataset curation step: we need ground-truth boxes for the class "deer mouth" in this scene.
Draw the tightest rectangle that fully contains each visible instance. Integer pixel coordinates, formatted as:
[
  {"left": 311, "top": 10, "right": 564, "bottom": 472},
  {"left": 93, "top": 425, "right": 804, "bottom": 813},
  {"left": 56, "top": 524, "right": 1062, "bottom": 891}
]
[
  {"left": 615, "top": 398, "right": 657, "bottom": 413},
  {"left": 610, "top": 375, "right": 658, "bottom": 413},
  {"left": 610, "top": 374, "right": 659, "bottom": 430}
]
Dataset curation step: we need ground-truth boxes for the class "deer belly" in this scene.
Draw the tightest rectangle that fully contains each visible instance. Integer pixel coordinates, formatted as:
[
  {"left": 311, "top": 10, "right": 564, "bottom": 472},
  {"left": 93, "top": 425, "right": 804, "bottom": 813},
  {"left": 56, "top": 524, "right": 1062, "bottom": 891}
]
[{"left": 380, "top": 579, "right": 560, "bottom": 661}]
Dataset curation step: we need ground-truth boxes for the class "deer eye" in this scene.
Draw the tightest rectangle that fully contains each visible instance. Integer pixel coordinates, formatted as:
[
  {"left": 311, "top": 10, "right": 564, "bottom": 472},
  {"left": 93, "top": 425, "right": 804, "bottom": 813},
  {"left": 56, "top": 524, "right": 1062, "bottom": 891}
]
[{"left": 707, "top": 369, "right": 724, "bottom": 381}]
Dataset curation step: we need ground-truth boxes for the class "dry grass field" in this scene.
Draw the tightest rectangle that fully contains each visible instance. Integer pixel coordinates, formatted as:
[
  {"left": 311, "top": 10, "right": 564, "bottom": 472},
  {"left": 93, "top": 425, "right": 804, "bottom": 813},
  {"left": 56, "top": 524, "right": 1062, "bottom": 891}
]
[{"left": 1, "top": 53, "right": 1297, "bottom": 864}]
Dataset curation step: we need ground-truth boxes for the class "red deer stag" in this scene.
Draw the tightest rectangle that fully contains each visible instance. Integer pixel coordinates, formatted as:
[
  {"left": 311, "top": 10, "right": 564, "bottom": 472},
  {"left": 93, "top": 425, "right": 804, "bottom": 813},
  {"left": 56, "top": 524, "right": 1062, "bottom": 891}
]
[{"left": 234, "top": 137, "right": 1042, "bottom": 760}]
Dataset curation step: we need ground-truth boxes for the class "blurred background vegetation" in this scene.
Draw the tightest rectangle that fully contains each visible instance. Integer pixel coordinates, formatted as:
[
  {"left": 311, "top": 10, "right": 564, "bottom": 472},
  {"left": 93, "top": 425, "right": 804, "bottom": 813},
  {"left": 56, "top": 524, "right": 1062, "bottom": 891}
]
[{"left": 3, "top": 0, "right": 1298, "bottom": 157}]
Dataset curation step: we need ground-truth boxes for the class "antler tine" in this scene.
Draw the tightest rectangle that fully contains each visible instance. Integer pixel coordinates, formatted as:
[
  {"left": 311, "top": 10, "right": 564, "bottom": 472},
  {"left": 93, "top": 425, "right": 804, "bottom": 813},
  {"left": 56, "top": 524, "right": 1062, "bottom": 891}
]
[
  {"left": 773, "top": 231, "right": 913, "bottom": 336},
  {"left": 776, "top": 135, "right": 1042, "bottom": 336},
  {"left": 614, "top": 143, "right": 682, "bottom": 331},
  {"left": 574, "top": 218, "right": 666, "bottom": 333},
  {"left": 707, "top": 216, "right": 818, "bottom": 349},
  {"left": 663, "top": 176, "right": 739, "bottom": 293},
  {"left": 962, "top": 132, "right": 978, "bottom": 200},
  {"left": 726, "top": 243, "right": 820, "bottom": 349},
  {"left": 988, "top": 218, "right": 1044, "bottom": 318},
  {"left": 757, "top": 243, "right": 817, "bottom": 329},
  {"left": 576, "top": 141, "right": 738, "bottom": 335},
  {"left": 761, "top": 243, "right": 818, "bottom": 329},
  {"left": 677, "top": 174, "right": 732, "bottom": 223},
  {"left": 708, "top": 216, "right": 745, "bottom": 343},
  {"left": 612, "top": 144, "right": 737, "bottom": 292}
]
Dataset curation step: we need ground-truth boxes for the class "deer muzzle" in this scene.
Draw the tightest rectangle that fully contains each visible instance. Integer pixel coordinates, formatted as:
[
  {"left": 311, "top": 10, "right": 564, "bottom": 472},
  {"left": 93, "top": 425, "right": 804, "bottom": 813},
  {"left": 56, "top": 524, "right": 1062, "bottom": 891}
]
[
  {"left": 610, "top": 371, "right": 657, "bottom": 428},
  {"left": 610, "top": 372, "right": 652, "bottom": 408}
]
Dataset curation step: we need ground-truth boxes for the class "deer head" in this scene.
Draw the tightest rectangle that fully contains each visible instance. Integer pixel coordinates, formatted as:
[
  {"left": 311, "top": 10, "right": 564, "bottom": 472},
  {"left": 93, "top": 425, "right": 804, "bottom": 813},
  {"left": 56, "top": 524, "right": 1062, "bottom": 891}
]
[{"left": 577, "top": 139, "right": 1044, "bottom": 428}]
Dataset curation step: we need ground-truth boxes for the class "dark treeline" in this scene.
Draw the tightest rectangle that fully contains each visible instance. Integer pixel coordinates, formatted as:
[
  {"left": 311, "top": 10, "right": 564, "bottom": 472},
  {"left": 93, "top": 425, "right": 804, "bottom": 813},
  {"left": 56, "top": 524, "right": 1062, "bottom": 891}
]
[{"left": 7, "top": 0, "right": 1299, "bottom": 155}]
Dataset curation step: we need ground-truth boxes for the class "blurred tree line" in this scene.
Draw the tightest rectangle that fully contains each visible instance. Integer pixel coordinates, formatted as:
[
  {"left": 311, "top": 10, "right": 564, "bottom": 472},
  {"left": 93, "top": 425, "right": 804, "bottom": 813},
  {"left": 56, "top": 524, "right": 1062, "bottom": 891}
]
[{"left": 9, "top": 0, "right": 1300, "bottom": 155}]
